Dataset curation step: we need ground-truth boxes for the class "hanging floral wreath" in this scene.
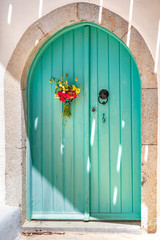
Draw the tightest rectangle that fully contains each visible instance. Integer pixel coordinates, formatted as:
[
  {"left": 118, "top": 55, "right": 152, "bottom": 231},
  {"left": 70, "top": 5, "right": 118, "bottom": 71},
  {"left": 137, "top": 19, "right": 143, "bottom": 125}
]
[{"left": 50, "top": 74, "right": 81, "bottom": 118}]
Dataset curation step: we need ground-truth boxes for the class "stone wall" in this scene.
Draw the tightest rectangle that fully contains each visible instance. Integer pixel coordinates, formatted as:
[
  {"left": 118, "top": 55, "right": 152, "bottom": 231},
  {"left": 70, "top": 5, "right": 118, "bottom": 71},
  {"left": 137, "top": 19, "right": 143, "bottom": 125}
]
[{"left": 4, "top": 3, "right": 158, "bottom": 232}]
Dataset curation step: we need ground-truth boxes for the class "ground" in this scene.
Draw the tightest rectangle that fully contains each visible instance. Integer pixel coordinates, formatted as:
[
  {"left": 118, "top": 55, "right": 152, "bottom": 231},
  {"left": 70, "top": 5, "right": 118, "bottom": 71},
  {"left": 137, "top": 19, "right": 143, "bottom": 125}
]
[{"left": 19, "top": 231, "right": 160, "bottom": 240}]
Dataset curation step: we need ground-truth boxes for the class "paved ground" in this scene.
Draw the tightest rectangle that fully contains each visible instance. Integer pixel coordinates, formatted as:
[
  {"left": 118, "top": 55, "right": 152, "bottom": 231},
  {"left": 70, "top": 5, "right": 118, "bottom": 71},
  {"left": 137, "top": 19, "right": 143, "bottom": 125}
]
[
  {"left": 20, "top": 221, "right": 160, "bottom": 240},
  {"left": 19, "top": 231, "right": 160, "bottom": 240}
]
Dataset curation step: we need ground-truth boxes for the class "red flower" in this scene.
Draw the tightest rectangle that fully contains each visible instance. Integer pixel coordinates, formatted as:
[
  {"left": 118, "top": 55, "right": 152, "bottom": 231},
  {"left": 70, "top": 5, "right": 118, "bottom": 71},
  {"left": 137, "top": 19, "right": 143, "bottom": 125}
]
[
  {"left": 58, "top": 90, "right": 77, "bottom": 101},
  {"left": 72, "top": 92, "right": 77, "bottom": 99},
  {"left": 60, "top": 97, "right": 65, "bottom": 102}
]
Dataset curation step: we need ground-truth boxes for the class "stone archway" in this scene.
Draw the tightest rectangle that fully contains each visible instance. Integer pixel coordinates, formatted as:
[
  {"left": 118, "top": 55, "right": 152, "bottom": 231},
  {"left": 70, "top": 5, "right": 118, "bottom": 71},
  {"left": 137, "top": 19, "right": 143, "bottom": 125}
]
[{"left": 4, "top": 3, "right": 158, "bottom": 233}]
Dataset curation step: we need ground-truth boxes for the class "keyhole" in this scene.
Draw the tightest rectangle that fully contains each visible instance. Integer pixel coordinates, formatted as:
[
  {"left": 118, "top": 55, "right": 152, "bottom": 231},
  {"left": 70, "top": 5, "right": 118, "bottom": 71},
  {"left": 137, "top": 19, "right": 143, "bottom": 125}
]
[{"left": 102, "top": 113, "right": 105, "bottom": 123}]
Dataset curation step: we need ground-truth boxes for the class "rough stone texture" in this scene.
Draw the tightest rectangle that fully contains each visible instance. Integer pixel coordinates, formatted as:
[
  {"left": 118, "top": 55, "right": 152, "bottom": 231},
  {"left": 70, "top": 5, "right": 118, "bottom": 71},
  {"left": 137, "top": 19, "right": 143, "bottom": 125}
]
[
  {"left": 0, "top": 89, "right": 5, "bottom": 205},
  {"left": 5, "top": 147, "right": 26, "bottom": 208},
  {"left": 101, "top": 9, "right": 128, "bottom": 40},
  {"left": 142, "top": 89, "right": 158, "bottom": 144},
  {"left": 37, "top": 3, "right": 78, "bottom": 36},
  {"left": 141, "top": 145, "right": 157, "bottom": 233},
  {"left": 4, "top": 2, "right": 158, "bottom": 233},
  {"left": 5, "top": 89, "right": 27, "bottom": 219},
  {"left": 129, "top": 28, "right": 157, "bottom": 89},
  {"left": 0, "top": 205, "right": 21, "bottom": 240},
  {"left": 78, "top": 3, "right": 99, "bottom": 23},
  {"left": 5, "top": 90, "right": 25, "bottom": 149}
]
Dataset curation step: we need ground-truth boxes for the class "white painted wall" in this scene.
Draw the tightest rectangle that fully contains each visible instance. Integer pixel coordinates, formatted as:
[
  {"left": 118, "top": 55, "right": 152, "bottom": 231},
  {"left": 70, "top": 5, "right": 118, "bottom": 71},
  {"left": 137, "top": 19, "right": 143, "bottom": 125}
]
[{"left": 0, "top": 0, "right": 160, "bottom": 204}]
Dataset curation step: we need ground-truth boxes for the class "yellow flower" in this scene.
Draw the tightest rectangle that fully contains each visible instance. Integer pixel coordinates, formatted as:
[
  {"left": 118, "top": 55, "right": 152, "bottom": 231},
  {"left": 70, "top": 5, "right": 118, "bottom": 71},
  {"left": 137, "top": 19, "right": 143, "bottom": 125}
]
[
  {"left": 72, "top": 85, "right": 76, "bottom": 90},
  {"left": 49, "top": 80, "right": 52, "bottom": 83},
  {"left": 55, "top": 93, "right": 58, "bottom": 97},
  {"left": 59, "top": 81, "right": 62, "bottom": 84},
  {"left": 56, "top": 85, "right": 58, "bottom": 88},
  {"left": 65, "top": 74, "right": 68, "bottom": 77},
  {"left": 65, "top": 81, "right": 68, "bottom": 85},
  {"left": 52, "top": 78, "right": 55, "bottom": 82},
  {"left": 75, "top": 78, "right": 78, "bottom": 81},
  {"left": 61, "top": 77, "right": 63, "bottom": 81},
  {"left": 76, "top": 88, "right": 81, "bottom": 93}
]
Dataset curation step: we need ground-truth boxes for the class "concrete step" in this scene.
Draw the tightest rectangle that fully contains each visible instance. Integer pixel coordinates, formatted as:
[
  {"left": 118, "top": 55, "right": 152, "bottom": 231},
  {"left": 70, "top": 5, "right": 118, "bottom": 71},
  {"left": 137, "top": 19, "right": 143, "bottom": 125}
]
[{"left": 22, "top": 221, "right": 141, "bottom": 234}]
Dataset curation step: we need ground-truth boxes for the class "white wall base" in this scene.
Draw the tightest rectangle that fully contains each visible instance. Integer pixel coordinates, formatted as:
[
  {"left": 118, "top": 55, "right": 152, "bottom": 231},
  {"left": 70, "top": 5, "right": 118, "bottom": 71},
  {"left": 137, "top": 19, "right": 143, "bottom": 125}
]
[{"left": 0, "top": 205, "right": 21, "bottom": 240}]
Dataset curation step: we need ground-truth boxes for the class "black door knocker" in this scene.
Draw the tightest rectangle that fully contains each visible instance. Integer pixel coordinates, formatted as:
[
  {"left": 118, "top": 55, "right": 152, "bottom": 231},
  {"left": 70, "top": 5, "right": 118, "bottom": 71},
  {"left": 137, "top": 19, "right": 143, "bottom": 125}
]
[{"left": 98, "top": 89, "right": 109, "bottom": 105}]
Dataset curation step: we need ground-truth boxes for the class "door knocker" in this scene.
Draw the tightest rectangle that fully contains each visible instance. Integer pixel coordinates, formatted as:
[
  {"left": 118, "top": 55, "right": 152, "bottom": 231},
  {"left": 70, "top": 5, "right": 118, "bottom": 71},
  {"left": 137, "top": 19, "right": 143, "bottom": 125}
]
[{"left": 98, "top": 89, "right": 109, "bottom": 105}]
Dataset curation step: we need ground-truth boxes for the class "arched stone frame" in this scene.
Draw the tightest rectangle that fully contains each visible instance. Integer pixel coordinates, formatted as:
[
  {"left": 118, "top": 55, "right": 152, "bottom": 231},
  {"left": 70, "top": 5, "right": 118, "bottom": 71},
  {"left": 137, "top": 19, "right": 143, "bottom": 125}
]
[{"left": 4, "top": 3, "right": 158, "bottom": 233}]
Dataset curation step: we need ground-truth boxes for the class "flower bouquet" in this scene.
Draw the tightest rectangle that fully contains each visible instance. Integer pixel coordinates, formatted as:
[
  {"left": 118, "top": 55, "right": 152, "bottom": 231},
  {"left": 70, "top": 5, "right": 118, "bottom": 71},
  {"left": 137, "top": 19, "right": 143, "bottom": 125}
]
[{"left": 50, "top": 74, "right": 81, "bottom": 118}]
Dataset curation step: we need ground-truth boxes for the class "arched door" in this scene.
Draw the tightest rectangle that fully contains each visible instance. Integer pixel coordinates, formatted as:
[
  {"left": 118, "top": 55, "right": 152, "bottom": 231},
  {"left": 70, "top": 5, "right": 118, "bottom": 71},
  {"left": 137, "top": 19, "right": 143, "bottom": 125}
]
[{"left": 27, "top": 23, "right": 141, "bottom": 221}]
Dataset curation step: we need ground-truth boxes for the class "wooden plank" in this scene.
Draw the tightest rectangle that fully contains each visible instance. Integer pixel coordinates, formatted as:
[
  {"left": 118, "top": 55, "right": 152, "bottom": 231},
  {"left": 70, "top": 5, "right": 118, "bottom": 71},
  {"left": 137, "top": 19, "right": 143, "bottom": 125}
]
[
  {"left": 32, "top": 213, "right": 85, "bottom": 220},
  {"left": 73, "top": 27, "right": 85, "bottom": 213},
  {"left": 32, "top": 62, "right": 43, "bottom": 213},
  {"left": 84, "top": 26, "right": 90, "bottom": 220},
  {"left": 120, "top": 45, "right": 132, "bottom": 213},
  {"left": 89, "top": 213, "right": 141, "bottom": 220},
  {"left": 90, "top": 26, "right": 99, "bottom": 214},
  {"left": 131, "top": 59, "right": 141, "bottom": 216},
  {"left": 63, "top": 31, "right": 74, "bottom": 212},
  {"left": 97, "top": 29, "right": 110, "bottom": 213},
  {"left": 109, "top": 36, "right": 121, "bottom": 213},
  {"left": 42, "top": 47, "right": 52, "bottom": 212},
  {"left": 52, "top": 37, "right": 64, "bottom": 212}
]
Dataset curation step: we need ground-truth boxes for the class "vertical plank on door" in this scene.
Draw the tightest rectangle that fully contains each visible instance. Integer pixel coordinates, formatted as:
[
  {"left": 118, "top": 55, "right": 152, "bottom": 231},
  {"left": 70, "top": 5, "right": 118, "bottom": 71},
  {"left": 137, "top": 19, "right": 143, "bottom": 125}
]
[
  {"left": 109, "top": 36, "right": 121, "bottom": 213},
  {"left": 32, "top": 62, "right": 43, "bottom": 213},
  {"left": 90, "top": 26, "right": 99, "bottom": 213},
  {"left": 120, "top": 45, "right": 132, "bottom": 213},
  {"left": 132, "top": 59, "right": 141, "bottom": 216},
  {"left": 63, "top": 31, "right": 74, "bottom": 212},
  {"left": 42, "top": 47, "right": 52, "bottom": 212},
  {"left": 84, "top": 26, "right": 90, "bottom": 220},
  {"left": 74, "top": 27, "right": 85, "bottom": 213},
  {"left": 97, "top": 29, "right": 110, "bottom": 213},
  {"left": 52, "top": 37, "right": 64, "bottom": 212}
]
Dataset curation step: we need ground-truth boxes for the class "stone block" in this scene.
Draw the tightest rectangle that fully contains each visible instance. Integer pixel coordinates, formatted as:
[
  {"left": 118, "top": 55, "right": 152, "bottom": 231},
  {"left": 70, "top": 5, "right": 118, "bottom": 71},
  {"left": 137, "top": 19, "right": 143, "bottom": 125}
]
[
  {"left": 37, "top": 4, "right": 78, "bottom": 36},
  {"left": 141, "top": 145, "right": 157, "bottom": 233},
  {"left": 130, "top": 28, "right": 157, "bottom": 89},
  {"left": 5, "top": 90, "right": 26, "bottom": 149},
  {"left": 78, "top": 3, "right": 99, "bottom": 23},
  {"left": 5, "top": 147, "right": 26, "bottom": 208},
  {"left": 101, "top": 9, "right": 128, "bottom": 40},
  {"left": 142, "top": 89, "right": 158, "bottom": 144}
]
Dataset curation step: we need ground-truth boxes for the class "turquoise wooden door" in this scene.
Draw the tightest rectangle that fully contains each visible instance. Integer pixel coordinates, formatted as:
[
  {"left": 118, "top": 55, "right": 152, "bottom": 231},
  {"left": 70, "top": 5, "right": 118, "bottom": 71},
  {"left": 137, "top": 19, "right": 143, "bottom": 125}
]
[{"left": 27, "top": 23, "right": 141, "bottom": 221}]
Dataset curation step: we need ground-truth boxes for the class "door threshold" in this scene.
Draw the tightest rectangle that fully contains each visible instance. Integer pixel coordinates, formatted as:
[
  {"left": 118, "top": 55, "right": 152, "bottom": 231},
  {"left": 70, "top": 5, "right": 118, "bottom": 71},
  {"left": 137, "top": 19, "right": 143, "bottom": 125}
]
[{"left": 22, "top": 220, "right": 142, "bottom": 234}]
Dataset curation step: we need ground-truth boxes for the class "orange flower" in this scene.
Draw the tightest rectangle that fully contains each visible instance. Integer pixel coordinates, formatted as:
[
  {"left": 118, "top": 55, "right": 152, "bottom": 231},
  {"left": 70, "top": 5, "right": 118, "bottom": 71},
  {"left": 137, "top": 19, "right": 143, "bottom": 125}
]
[{"left": 75, "top": 78, "right": 78, "bottom": 81}]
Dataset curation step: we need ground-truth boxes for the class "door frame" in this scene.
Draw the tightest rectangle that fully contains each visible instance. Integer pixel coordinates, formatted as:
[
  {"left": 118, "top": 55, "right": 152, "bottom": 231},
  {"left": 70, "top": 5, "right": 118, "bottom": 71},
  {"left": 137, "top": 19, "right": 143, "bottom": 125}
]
[{"left": 27, "top": 21, "right": 141, "bottom": 221}]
